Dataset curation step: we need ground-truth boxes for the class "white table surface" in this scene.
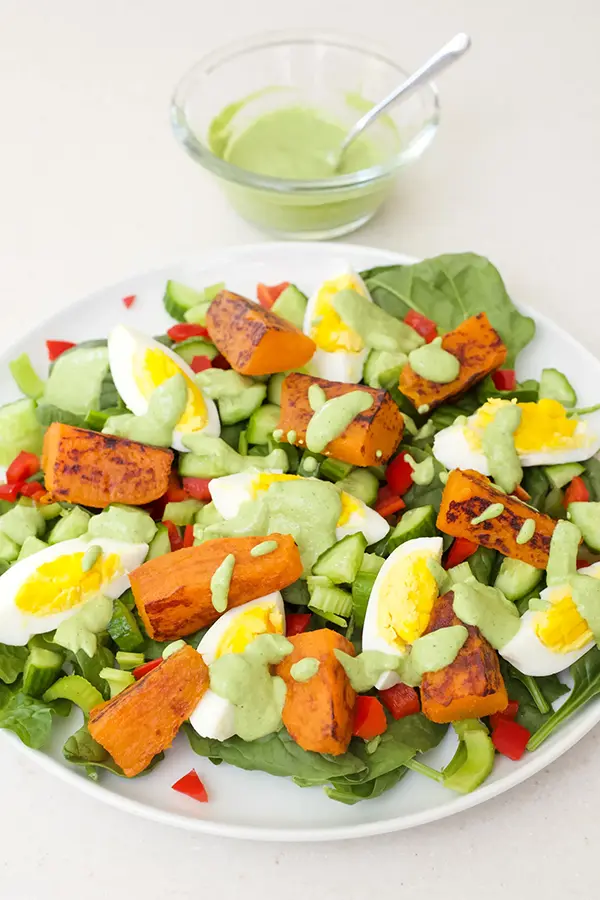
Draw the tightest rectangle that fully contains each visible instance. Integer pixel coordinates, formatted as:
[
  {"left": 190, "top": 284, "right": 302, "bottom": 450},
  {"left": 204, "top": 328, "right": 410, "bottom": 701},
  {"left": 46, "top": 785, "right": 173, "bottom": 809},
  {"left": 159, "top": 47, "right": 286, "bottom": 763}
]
[{"left": 1, "top": 0, "right": 599, "bottom": 895}]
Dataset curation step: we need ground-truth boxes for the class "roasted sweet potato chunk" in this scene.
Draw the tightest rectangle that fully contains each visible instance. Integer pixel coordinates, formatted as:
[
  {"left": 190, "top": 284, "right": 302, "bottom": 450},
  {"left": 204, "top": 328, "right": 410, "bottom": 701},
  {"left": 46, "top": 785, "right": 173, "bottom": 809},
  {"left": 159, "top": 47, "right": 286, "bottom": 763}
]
[
  {"left": 277, "top": 373, "right": 404, "bottom": 466},
  {"left": 42, "top": 423, "right": 173, "bottom": 508},
  {"left": 276, "top": 629, "right": 356, "bottom": 756},
  {"left": 88, "top": 645, "right": 209, "bottom": 776},
  {"left": 437, "top": 468, "right": 557, "bottom": 568},
  {"left": 400, "top": 312, "right": 507, "bottom": 411}
]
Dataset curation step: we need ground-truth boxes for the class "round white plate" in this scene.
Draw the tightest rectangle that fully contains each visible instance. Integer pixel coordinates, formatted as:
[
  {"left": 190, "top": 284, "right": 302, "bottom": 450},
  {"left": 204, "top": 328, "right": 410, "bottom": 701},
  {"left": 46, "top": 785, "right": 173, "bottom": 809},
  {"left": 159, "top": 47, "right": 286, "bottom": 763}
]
[{"left": 2, "top": 241, "right": 600, "bottom": 842}]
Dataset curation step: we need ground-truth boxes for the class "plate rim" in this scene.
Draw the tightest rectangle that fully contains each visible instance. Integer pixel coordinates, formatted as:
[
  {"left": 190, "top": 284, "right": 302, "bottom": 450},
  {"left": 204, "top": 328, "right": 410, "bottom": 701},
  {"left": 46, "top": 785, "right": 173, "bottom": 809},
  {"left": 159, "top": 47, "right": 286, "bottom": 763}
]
[{"left": 2, "top": 240, "right": 600, "bottom": 842}]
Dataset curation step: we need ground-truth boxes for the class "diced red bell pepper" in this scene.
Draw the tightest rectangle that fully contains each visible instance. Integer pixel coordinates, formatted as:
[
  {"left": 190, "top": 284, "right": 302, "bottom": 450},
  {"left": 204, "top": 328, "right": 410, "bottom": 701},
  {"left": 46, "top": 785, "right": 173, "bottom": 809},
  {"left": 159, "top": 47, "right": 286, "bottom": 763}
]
[
  {"left": 164, "top": 519, "right": 184, "bottom": 551},
  {"left": 257, "top": 282, "right": 290, "bottom": 310},
  {"left": 385, "top": 451, "right": 414, "bottom": 496},
  {"left": 491, "top": 369, "right": 516, "bottom": 391},
  {"left": 46, "top": 340, "right": 76, "bottom": 361},
  {"left": 374, "top": 485, "right": 406, "bottom": 518},
  {"left": 132, "top": 658, "right": 163, "bottom": 680},
  {"left": 165, "top": 472, "right": 189, "bottom": 503},
  {"left": 577, "top": 558, "right": 592, "bottom": 570},
  {"left": 183, "top": 524, "right": 195, "bottom": 548},
  {"left": 404, "top": 310, "right": 438, "bottom": 343},
  {"left": 122, "top": 294, "right": 136, "bottom": 309},
  {"left": 182, "top": 477, "right": 212, "bottom": 502},
  {"left": 379, "top": 683, "right": 421, "bottom": 720},
  {"left": 491, "top": 717, "right": 530, "bottom": 760},
  {"left": 167, "top": 324, "right": 210, "bottom": 342},
  {"left": 286, "top": 613, "right": 311, "bottom": 637},
  {"left": 444, "top": 537, "right": 478, "bottom": 570},
  {"left": 190, "top": 355, "right": 212, "bottom": 373},
  {"left": 19, "top": 481, "right": 46, "bottom": 499},
  {"left": 563, "top": 476, "right": 589, "bottom": 508},
  {"left": 0, "top": 482, "right": 22, "bottom": 502},
  {"left": 172, "top": 769, "right": 208, "bottom": 803},
  {"left": 6, "top": 451, "right": 40, "bottom": 484},
  {"left": 489, "top": 700, "right": 519, "bottom": 730},
  {"left": 353, "top": 696, "right": 388, "bottom": 740},
  {"left": 211, "top": 353, "right": 231, "bottom": 370}
]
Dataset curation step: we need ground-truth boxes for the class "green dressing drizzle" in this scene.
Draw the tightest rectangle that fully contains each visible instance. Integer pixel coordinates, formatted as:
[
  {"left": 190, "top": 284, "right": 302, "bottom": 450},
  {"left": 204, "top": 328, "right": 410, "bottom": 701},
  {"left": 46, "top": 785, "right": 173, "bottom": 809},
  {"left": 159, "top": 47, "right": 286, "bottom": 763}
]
[
  {"left": 250, "top": 540, "right": 279, "bottom": 558},
  {"left": 516, "top": 518, "right": 536, "bottom": 545},
  {"left": 470, "top": 502, "right": 505, "bottom": 525},
  {"left": 210, "top": 553, "right": 236, "bottom": 612},
  {"left": 452, "top": 579, "right": 520, "bottom": 649},
  {"left": 481, "top": 403, "right": 522, "bottom": 493},
  {"left": 408, "top": 337, "right": 460, "bottom": 384},
  {"left": 306, "top": 391, "right": 373, "bottom": 454},
  {"left": 290, "top": 657, "right": 320, "bottom": 682}
]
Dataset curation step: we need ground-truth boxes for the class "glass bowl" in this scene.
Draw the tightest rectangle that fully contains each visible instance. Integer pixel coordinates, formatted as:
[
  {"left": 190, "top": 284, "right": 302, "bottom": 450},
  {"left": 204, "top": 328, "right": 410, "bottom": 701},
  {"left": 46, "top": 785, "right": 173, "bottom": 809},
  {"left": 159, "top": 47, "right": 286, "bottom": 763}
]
[{"left": 171, "top": 31, "right": 440, "bottom": 240}]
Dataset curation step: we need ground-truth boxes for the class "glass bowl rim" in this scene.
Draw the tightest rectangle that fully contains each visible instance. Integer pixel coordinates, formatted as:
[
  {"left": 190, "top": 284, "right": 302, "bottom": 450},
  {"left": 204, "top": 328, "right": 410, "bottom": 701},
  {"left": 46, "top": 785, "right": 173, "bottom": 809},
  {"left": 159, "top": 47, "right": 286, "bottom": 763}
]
[{"left": 170, "top": 29, "right": 440, "bottom": 193}]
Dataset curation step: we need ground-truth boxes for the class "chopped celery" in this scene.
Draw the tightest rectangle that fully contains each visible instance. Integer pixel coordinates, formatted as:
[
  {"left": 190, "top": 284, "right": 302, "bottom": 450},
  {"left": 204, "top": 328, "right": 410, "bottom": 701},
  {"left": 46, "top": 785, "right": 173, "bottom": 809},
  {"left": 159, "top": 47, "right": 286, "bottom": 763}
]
[
  {"left": 9, "top": 353, "right": 45, "bottom": 400},
  {"left": 43, "top": 674, "right": 104, "bottom": 713},
  {"left": 99, "top": 667, "right": 135, "bottom": 698},
  {"left": 146, "top": 522, "right": 171, "bottom": 559},
  {"left": 320, "top": 458, "right": 354, "bottom": 482},
  {"left": 115, "top": 651, "right": 145, "bottom": 670}
]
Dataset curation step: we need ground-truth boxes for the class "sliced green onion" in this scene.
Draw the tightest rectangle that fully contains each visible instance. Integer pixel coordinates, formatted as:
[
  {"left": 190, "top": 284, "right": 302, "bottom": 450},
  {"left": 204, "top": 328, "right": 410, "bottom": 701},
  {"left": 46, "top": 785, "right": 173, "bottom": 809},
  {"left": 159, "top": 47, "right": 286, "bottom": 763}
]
[
  {"left": 9, "top": 353, "right": 45, "bottom": 400},
  {"left": 115, "top": 651, "right": 145, "bottom": 670}
]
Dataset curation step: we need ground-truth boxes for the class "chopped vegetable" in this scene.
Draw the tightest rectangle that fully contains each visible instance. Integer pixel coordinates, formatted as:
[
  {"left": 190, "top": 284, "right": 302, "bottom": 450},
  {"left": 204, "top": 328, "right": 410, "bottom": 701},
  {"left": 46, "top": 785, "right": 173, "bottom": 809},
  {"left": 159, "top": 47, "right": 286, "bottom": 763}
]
[
  {"left": 0, "top": 483, "right": 21, "bottom": 501},
  {"left": 278, "top": 373, "right": 404, "bottom": 467},
  {"left": 563, "top": 475, "right": 589, "bottom": 507},
  {"left": 399, "top": 313, "right": 507, "bottom": 411},
  {"left": 488, "top": 699, "right": 519, "bottom": 730},
  {"left": 164, "top": 519, "right": 183, "bottom": 551},
  {"left": 379, "top": 683, "right": 421, "bottom": 720},
  {"left": 46, "top": 340, "right": 76, "bottom": 361},
  {"left": 183, "top": 524, "right": 194, "bottom": 548},
  {"left": 9, "top": 353, "right": 45, "bottom": 400},
  {"left": 352, "top": 696, "right": 388, "bottom": 739},
  {"left": 275, "top": 629, "right": 356, "bottom": 756},
  {"left": 133, "top": 658, "right": 162, "bottom": 680},
  {"left": 444, "top": 537, "right": 478, "bottom": 569},
  {"left": 437, "top": 468, "right": 557, "bottom": 569},
  {"left": 167, "top": 324, "right": 210, "bottom": 342},
  {"left": 404, "top": 310, "right": 438, "bottom": 343},
  {"left": 206, "top": 290, "right": 316, "bottom": 375},
  {"left": 257, "top": 281, "right": 290, "bottom": 310},
  {"left": 385, "top": 451, "right": 414, "bottom": 495},
  {"left": 122, "top": 294, "right": 136, "bottom": 309},
  {"left": 172, "top": 768, "right": 209, "bottom": 802},
  {"left": 131, "top": 534, "right": 303, "bottom": 640},
  {"left": 491, "top": 369, "right": 516, "bottom": 391},
  {"left": 182, "top": 477, "right": 212, "bottom": 501},
  {"left": 374, "top": 484, "right": 406, "bottom": 517},
  {"left": 491, "top": 717, "right": 530, "bottom": 760},
  {"left": 42, "top": 423, "right": 173, "bottom": 508},
  {"left": 6, "top": 451, "right": 40, "bottom": 484},
  {"left": 190, "top": 356, "right": 213, "bottom": 373},
  {"left": 286, "top": 613, "right": 312, "bottom": 637},
  {"left": 88, "top": 645, "right": 209, "bottom": 776}
]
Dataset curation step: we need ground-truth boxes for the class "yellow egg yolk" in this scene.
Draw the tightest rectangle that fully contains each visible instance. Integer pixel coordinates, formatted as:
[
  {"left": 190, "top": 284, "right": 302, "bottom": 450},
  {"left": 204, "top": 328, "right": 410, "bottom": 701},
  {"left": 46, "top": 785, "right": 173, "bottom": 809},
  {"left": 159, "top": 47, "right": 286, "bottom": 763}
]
[
  {"left": 377, "top": 552, "right": 439, "bottom": 649},
  {"left": 16, "top": 553, "right": 123, "bottom": 616},
  {"left": 215, "top": 604, "right": 284, "bottom": 658},
  {"left": 135, "top": 348, "right": 208, "bottom": 433},
  {"left": 467, "top": 398, "right": 579, "bottom": 454},
  {"left": 251, "top": 474, "right": 364, "bottom": 527},
  {"left": 338, "top": 491, "right": 365, "bottom": 526},
  {"left": 534, "top": 587, "right": 592, "bottom": 653},
  {"left": 310, "top": 275, "right": 366, "bottom": 353}
]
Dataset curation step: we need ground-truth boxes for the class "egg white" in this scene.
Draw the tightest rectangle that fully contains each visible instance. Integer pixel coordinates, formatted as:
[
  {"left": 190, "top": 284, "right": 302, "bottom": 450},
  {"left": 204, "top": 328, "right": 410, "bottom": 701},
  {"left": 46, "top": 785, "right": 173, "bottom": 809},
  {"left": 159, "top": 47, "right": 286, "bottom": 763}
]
[
  {"left": 499, "top": 561, "right": 600, "bottom": 676},
  {"left": 302, "top": 264, "right": 372, "bottom": 384},
  {"left": 208, "top": 471, "right": 389, "bottom": 546},
  {"left": 107, "top": 325, "right": 220, "bottom": 452},
  {"left": 189, "top": 592, "right": 285, "bottom": 741},
  {"left": 362, "top": 536, "right": 444, "bottom": 689},
  {"left": 0, "top": 537, "right": 148, "bottom": 646}
]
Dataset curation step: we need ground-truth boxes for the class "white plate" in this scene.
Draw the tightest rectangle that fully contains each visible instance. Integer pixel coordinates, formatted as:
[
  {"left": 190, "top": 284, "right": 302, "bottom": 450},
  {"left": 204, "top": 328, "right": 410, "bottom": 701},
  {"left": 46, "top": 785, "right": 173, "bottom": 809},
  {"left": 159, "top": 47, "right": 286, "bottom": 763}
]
[{"left": 2, "top": 241, "right": 600, "bottom": 842}]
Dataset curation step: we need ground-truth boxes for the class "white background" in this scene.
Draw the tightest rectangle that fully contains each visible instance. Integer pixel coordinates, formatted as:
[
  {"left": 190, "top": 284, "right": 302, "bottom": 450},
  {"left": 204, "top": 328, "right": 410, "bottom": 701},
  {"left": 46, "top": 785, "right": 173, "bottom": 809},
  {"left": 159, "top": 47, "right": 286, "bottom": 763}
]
[{"left": 1, "top": 0, "right": 599, "bottom": 896}]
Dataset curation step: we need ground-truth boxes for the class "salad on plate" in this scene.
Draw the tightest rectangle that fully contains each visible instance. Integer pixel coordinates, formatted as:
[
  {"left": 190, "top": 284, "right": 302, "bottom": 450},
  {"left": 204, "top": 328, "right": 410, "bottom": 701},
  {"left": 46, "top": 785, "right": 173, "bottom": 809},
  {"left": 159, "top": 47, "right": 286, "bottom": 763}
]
[{"left": 1, "top": 251, "right": 600, "bottom": 806}]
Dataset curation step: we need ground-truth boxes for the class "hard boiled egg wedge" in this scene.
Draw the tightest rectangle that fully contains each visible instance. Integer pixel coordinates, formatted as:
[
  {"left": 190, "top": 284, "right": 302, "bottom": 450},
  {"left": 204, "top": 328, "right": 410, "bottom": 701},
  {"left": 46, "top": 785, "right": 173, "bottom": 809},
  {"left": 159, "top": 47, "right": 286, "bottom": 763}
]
[
  {"left": 108, "top": 325, "right": 220, "bottom": 452},
  {"left": 303, "top": 265, "right": 372, "bottom": 383},
  {"left": 433, "top": 397, "right": 600, "bottom": 472},
  {"left": 189, "top": 592, "right": 285, "bottom": 741},
  {"left": 362, "top": 537, "right": 444, "bottom": 689},
  {"left": 209, "top": 471, "right": 389, "bottom": 546},
  {"left": 500, "top": 561, "right": 600, "bottom": 676},
  {"left": 0, "top": 537, "right": 147, "bottom": 645}
]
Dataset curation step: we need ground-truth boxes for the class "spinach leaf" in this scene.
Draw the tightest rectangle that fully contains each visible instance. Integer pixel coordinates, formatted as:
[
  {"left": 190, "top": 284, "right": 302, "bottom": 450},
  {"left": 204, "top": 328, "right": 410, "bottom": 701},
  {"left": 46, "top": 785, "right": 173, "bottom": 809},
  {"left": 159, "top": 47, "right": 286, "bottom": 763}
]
[
  {"left": 500, "top": 661, "right": 569, "bottom": 734},
  {"left": 468, "top": 546, "right": 497, "bottom": 585},
  {"left": 582, "top": 457, "right": 600, "bottom": 502},
  {"left": 69, "top": 646, "right": 114, "bottom": 699},
  {"left": 527, "top": 647, "right": 600, "bottom": 750},
  {"left": 0, "top": 644, "right": 29, "bottom": 684},
  {"left": 0, "top": 691, "right": 54, "bottom": 749},
  {"left": 63, "top": 724, "right": 164, "bottom": 780},
  {"left": 522, "top": 467, "right": 551, "bottom": 511},
  {"left": 185, "top": 724, "right": 367, "bottom": 784},
  {"left": 361, "top": 253, "right": 535, "bottom": 366},
  {"left": 325, "top": 768, "right": 407, "bottom": 805}
]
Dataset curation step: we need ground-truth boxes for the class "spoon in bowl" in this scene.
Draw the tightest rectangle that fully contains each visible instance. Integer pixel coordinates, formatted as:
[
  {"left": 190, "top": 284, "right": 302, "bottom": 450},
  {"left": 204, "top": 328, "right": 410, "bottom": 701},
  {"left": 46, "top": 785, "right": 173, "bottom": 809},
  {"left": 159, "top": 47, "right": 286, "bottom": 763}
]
[{"left": 331, "top": 32, "right": 471, "bottom": 172}]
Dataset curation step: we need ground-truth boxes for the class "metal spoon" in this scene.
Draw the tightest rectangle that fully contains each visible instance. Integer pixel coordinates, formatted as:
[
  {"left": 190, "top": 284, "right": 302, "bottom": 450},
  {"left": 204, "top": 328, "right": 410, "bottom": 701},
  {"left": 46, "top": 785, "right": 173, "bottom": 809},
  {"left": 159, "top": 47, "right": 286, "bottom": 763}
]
[{"left": 332, "top": 32, "right": 471, "bottom": 172}]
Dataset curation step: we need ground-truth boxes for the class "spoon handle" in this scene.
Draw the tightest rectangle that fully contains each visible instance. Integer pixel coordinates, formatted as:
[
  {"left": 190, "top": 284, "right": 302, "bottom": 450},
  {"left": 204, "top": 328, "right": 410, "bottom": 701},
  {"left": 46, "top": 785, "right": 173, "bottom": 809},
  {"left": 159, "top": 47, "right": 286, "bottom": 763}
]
[{"left": 338, "top": 32, "right": 471, "bottom": 159}]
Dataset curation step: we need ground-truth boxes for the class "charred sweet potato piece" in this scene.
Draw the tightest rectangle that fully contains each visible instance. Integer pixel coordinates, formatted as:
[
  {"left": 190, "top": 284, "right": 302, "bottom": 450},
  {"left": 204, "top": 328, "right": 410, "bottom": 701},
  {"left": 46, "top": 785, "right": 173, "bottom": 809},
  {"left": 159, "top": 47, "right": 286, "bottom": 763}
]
[
  {"left": 420, "top": 590, "right": 508, "bottom": 723},
  {"left": 131, "top": 534, "right": 303, "bottom": 641},
  {"left": 437, "top": 468, "right": 557, "bottom": 568},
  {"left": 206, "top": 290, "right": 316, "bottom": 375},
  {"left": 277, "top": 373, "right": 404, "bottom": 466},
  {"left": 400, "top": 312, "right": 507, "bottom": 411},
  {"left": 276, "top": 629, "right": 356, "bottom": 756},
  {"left": 42, "top": 423, "right": 173, "bottom": 509},
  {"left": 88, "top": 645, "right": 209, "bottom": 776}
]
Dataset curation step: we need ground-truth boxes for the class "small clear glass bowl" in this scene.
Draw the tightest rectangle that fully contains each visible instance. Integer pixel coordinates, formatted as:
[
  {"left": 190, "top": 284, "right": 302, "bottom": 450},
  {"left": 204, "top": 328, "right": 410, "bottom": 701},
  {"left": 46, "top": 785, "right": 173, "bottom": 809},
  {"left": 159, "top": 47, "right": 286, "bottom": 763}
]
[{"left": 171, "top": 31, "right": 439, "bottom": 240}]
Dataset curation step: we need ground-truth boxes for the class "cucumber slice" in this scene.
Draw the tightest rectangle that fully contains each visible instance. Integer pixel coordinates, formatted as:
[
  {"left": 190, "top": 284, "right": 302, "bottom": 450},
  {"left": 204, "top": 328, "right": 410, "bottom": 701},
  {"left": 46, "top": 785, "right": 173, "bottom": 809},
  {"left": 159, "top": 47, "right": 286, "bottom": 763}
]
[
  {"left": 22, "top": 647, "right": 64, "bottom": 697},
  {"left": 494, "top": 557, "right": 543, "bottom": 601},
  {"left": 47, "top": 507, "right": 91, "bottom": 544},
  {"left": 387, "top": 505, "right": 436, "bottom": 552},
  {"left": 107, "top": 599, "right": 144, "bottom": 651},
  {"left": 270, "top": 285, "right": 307, "bottom": 329},
  {"left": 162, "top": 498, "right": 203, "bottom": 526},
  {"left": 267, "top": 372, "right": 287, "bottom": 405},
  {"left": 218, "top": 384, "right": 267, "bottom": 425},
  {"left": 17, "top": 536, "right": 48, "bottom": 560},
  {"left": 312, "top": 533, "right": 367, "bottom": 584},
  {"left": 539, "top": 368, "right": 577, "bottom": 408},
  {"left": 568, "top": 501, "right": 600, "bottom": 552},
  {"left": 320, "top": 458, "right": 354, "bottom": 482},
  {"left": 147, "top": 522, "right": 171, "bottom": 559},
  {"left": 247, "top": 404, "right": 280, "bottom": 445},
  {"left": 84, "top": 407, "right": 125, "bottom": 431},
  {"left": 544, "top": 462, "right": 585, "bottom": 490},
  {"left": 363, "top": 349, "right": 408, "bottom": 389},
  {"left": 163, "top": 280, "right": 205, "bottom": 322},
  {"left": 0, "top": 532, "right": 19, "bottom": 562},
  {"left": 9, "top": 353, "right": 45, "bottom": 400},
  {"left": 360, "top": 553, "right": 385, "bottom": 575},
  {"left": 336, "top": 469, "right": 380, "bottom": 506},
  {"left": 307, "top": 579, "right": 353, "bottom": 625},
  {"left": 174, "top": 337, "right": 218, "bottom": 365},
  {"left": 0, "top": 398, "right": 44, "bottom": 466},
  {"left": 195, "top": 502, "right": 223, "bottom": 527},
  {"left": 0, "top": 505, "right": 45, "bottom": 546}
]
